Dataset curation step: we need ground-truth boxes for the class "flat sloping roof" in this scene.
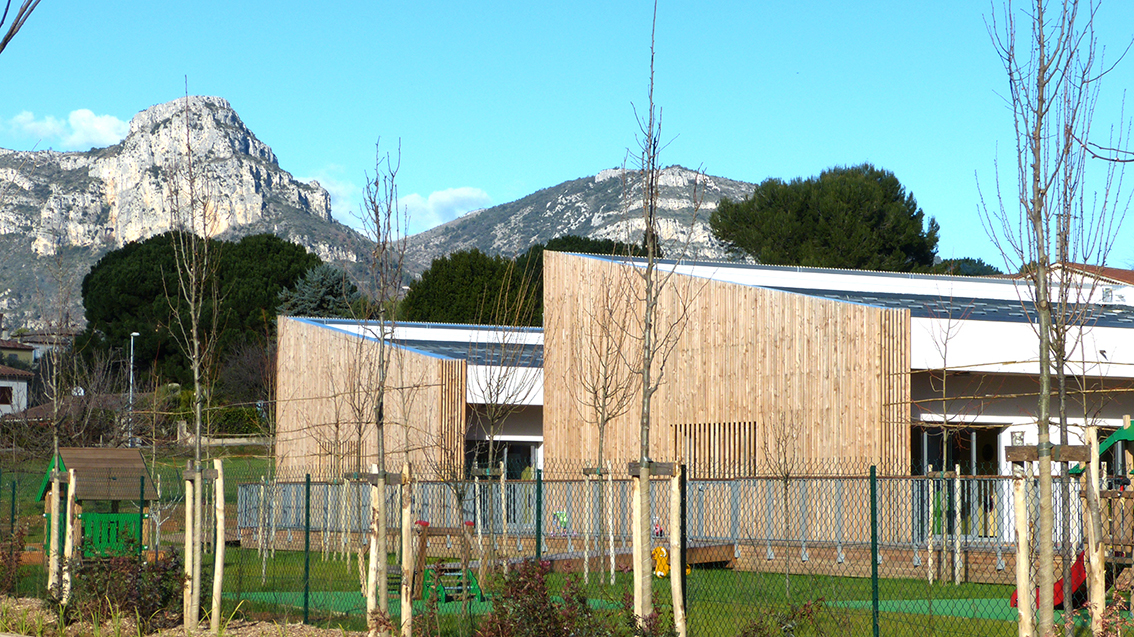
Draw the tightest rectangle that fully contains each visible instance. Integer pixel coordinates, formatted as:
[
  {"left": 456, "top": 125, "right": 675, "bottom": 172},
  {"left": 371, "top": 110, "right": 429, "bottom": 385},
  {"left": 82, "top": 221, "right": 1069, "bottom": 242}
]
[
  {"left": 38, "top": 448, "right": 158, "bottom": 502},
  {"left": 577, "top": 254, "right": 1134, "bottom": 328},
  {"left": 296, "top": 318, "right": 545, "bottom": 368},
  {"left": 769, "top": 287, "right": 1134, "bottom": 328}
]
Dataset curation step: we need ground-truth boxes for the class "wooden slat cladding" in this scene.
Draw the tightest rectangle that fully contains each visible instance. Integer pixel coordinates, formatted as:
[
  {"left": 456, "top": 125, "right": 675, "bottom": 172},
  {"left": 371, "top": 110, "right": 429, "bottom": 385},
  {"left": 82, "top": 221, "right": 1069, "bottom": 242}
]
[
  {"left": 673, "top": 422, "right": 760, "bottom": 479},
  {"left": 543, "top": 253, "right": 911, "bottom": 475},
  {"left": 275, "top": 318, "right": 467, "bottom": 480}
]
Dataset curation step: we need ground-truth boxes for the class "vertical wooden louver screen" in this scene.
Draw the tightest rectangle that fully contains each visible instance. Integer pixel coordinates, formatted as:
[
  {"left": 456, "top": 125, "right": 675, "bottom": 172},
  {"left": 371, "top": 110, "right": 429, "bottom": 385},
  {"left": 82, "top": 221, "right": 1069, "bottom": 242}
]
[{"left": 673, "top": 422, "right": 760, "bottom": 479}]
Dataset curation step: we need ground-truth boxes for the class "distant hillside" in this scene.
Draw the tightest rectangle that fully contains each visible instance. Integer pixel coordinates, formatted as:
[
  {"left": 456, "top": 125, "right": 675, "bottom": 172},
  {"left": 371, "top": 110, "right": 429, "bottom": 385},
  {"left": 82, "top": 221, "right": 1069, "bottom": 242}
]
[
  {"left": 404, "top": 166, "right": 756, "bottom": 272},
  {"left": 0, "top": 96, "right": 370, "bottom": 327}
]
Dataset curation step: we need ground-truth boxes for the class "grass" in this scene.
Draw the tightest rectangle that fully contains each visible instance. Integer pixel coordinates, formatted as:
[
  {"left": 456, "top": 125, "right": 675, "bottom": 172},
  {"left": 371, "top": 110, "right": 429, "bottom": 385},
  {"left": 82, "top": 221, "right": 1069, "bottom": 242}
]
[{"left": 204, "top": 546, "right": 1028, "bottom": 637}]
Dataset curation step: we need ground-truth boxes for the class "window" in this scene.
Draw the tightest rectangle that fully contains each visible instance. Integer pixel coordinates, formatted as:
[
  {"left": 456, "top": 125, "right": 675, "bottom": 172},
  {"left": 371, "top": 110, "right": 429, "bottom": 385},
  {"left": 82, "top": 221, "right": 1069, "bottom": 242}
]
[{"left": 0, "top": 387, "right": 11, "bottom": 406}]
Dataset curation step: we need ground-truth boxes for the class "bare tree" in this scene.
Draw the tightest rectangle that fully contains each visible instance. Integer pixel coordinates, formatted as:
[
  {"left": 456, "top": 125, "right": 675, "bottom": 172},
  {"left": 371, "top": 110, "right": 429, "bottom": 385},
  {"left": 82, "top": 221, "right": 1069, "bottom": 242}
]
[
  {"left": 462, "top": 261, "right": 540, "bottom": 587},
  {"left": 981, "top": 1, "right": 1130, "bottom": 632},
  {"left": 625, "top": 2, "right": 704, "bottom": 619},
  {"left": 39, "top": 229, "right": 74, "bottom": 597},
  {"left": 347, "top": 140, "right": 411, "bottom": 637},
  {"left": 164, "top": 94, "right": 224, "bottom": 630},
  {"left": 567, "top": 258, "right": 638, "bottom": 472},
  {"left": 763, "top": 412, "right": 801, "bottom": 601},
  {"left": 0, "top": 0, "right": 41, "bottom": 56},
  {"left": 466, "top": 260, "right": 541, "bottom": 473}
]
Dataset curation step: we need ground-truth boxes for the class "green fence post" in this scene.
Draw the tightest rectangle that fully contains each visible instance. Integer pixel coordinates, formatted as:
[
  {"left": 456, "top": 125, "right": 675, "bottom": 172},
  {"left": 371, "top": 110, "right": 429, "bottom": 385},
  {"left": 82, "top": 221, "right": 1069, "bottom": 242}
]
[
  {"left": 535, "top": 468, "right": 543, "bottom": 560},
  {"left": 303, "top": 474, "right": 311, "bottom": 624},
  {"left": 679, "top": 463, "right": 687, "bottom": 616},
  {"left": 7, "top": 480, "right": 13, "bottom": 584},
  {"left": 139, "top": 476, "right": 145, "bottom": 558},
  {"left": 870, "top": 465, "right": 879, "bottom": 637}
]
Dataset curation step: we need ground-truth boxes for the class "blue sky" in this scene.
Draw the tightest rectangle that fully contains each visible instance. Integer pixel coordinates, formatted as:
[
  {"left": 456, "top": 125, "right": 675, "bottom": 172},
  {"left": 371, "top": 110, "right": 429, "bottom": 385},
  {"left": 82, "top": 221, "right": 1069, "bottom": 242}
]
[{"left": 3, "top": 1, "right": 1134, "bottom": 269}]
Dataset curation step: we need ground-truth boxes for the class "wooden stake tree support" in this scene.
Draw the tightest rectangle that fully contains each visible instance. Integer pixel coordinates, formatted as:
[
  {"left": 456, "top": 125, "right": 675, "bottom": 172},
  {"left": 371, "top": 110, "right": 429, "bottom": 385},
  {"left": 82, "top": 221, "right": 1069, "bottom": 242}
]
[
  {"left": 1012, "top": 460, "right": 1033, "bottom": 637},
  {"left": 183, "top": 462, "right": 218, "bottom": 631},
  {"left": 1006, "top": 442, "right": 1092, "bottom": 637},
  {"left": 400, "top": 462, "right": 413, "bottom": 637},
  {"left": 47, "top": 470, "right": 61, "bottom": 595},
  {"left": 670, "top": 464, "right": 686, "bottom": 637},
  {"left": 210, "top": 459, "right": 225, "bottom": 635},
  {"left": 1086, "top": 426, "right": 1104, "bottom": 637},
  {"left": 61, "top": 469, "right": 76, "bottom": 606},
  {"left": 353, "top": 464, "right": 400, "bottom": 637},
  {"left": 629, "top": 462, "right": 674, "bottom": 625},
  {"left": 183, "top": 462, "right": 196, "bottom": 630}
]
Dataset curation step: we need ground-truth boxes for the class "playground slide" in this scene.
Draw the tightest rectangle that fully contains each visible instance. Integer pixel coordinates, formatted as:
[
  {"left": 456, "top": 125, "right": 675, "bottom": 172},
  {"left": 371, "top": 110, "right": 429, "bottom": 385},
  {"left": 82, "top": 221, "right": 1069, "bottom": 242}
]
[{"left": 1009, "top": 550, "right": 1091, "bottom": 610}]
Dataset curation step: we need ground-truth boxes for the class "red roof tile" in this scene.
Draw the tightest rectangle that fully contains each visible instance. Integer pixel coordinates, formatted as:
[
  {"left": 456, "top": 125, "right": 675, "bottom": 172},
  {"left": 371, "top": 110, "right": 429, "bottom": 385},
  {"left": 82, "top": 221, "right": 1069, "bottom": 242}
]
[{"left": 0, "top": 364, "right": 32, "bottom": 380}]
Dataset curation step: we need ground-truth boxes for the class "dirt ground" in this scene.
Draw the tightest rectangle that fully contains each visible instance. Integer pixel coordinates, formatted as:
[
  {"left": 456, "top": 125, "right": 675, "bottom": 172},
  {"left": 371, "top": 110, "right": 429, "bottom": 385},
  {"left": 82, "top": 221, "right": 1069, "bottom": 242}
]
[{"left": 0, "top": 597, "right": 370, "bottom": 637}]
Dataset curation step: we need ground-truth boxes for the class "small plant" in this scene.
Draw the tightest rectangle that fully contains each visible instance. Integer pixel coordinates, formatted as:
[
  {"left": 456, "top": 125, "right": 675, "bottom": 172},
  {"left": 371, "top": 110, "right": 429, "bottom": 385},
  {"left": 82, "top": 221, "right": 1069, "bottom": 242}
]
[
  {"left": 56, "top": 549, "right": 184, "bottom": 633},
  {"left": 478, "top": 559, "right": 626, "bottom": 637},
  {"left": 419, "top": 582, "right": 441, "bottom": 637},
  {"left": 0, "top": 522, "right": 28, "bottom": 595},
  {"left": 616, "top": 593, "right": 675, "bottom": 637},
  {"left": 735, "top": 598, "right": 827, "bottom": 637}
]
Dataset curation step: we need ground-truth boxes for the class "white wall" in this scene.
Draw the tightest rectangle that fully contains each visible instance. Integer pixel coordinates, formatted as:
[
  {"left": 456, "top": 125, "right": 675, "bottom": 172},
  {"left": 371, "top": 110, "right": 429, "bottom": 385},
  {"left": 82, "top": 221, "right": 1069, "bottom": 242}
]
[{"left": 0, "top": 379, "right": 28, "bottom": 416}]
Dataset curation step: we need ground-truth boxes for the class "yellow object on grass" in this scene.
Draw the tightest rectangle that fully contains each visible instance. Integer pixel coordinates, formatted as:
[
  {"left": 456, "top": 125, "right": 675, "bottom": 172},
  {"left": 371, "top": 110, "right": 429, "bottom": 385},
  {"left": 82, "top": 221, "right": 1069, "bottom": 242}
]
[{"left": 652, "top": 546, "right": 670, "bottom": 578}]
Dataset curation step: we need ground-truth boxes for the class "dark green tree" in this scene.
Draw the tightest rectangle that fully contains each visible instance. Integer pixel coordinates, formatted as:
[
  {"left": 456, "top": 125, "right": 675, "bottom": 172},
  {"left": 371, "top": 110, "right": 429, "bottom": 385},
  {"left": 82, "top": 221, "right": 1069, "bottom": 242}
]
[
  {"left": 78, "top": 232, "right": 321, "bottom": 383},
  {"left": 932, "top": 257, "right": 1003, "bottom": 276},
  {"left": 710, "top": 163, "right": 940, "bottom": 272},
  {"left": 277, "top": 263, "right": 361, "bottom": 318},
  {"left": 400, "top": 249, "right": 519, "bottom": 325},
  {"left": 401, "top": 236, "right": 648, "bottom": 325}
]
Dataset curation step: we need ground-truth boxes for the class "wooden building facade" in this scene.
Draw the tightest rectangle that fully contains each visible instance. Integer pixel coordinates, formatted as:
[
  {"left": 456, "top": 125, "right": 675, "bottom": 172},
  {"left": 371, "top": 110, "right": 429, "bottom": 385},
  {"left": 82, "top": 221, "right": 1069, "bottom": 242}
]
[
  {"left": 275, "top": 317, "right": 467, "bottom": 480},
  {"left": 542, "top": 252, "right": 912, "bottom": 476}
]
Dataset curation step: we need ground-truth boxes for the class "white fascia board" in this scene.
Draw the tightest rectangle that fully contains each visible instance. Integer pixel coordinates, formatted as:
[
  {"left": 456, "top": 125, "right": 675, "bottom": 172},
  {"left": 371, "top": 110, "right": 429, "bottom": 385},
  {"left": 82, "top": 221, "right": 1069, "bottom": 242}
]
[
  {"left": 648, "top": 261, "right": 1034, "bottom": 301},
  {"left": 466, "top": 365, "right": 544, "bottom": 406},
  {"left": 599, "top": 256, "right": 1129, "bottom": 306},
  {"left": 393, "top": 325, "right": 543, "bottom": 346},
  {"left": 317, "top": 321, "right": 543, "bottom": 348},
  {"left": 911, "top": 316, "right": 1134, "bottom": 378}
]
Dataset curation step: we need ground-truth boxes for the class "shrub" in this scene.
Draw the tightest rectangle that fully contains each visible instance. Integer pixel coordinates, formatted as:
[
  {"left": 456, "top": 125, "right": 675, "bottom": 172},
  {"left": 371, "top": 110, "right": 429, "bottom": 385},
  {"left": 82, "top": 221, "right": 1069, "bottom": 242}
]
[
  {"left": 735, "top": 598, "right": 827, "bottom": 637},
  {"left": 0, "top": 524, "right": 27, "bottom": 596},
  {"left": 59, "top": 549, "right": 184, "bottom": 632},
  {"left": 478, "top": 560, "right": 562, "bottom": 637}
]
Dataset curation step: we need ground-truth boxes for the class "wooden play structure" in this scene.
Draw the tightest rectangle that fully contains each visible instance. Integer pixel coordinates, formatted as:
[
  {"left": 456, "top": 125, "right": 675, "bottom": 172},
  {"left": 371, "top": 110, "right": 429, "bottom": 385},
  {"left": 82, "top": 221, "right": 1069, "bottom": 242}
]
[
  {"left": 410, "top": 521, "right": 483, "bottom": 603},
  {"left": 1009, "top": 417, "right": 1134, "bottom": 633},
  {"left": 38, "top": 448, "right": 158, "bottom": 558}
]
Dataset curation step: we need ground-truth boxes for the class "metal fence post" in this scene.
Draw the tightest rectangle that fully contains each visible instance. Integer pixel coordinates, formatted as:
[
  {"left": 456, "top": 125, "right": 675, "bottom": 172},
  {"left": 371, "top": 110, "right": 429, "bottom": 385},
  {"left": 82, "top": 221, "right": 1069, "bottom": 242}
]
[
  {"left": 303, "top": 473, "right": 311, "bottom": 624},
  {"left": 871, "top": 465, "right": 879, "bottom": 637},
  {"left": 535, "top": 469, "right": 543, "bottom": 560},
  {"left": 7, "top": 480, "right": 13, "bottom": 537}
]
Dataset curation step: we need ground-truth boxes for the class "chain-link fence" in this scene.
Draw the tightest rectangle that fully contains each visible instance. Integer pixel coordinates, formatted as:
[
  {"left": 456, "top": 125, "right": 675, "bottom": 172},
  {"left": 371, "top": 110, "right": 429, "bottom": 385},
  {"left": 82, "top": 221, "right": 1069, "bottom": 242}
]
[{"left": 0, "top": 454, "right": 1096, "bottom": 636}]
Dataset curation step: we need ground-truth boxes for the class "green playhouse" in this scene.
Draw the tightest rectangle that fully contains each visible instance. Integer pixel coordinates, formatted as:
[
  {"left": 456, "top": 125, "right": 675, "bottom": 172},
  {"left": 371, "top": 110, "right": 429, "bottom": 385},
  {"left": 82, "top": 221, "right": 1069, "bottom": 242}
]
[{"left": 38, "top": 448, "right": 158, "bottom": 558}]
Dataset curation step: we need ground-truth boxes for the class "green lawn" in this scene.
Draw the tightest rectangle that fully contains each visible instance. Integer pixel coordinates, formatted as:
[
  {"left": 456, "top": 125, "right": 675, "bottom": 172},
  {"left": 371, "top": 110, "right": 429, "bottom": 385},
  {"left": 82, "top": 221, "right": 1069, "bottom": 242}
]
[{"left": 205, "top": 547, "right": 1035, "bottom": 637}]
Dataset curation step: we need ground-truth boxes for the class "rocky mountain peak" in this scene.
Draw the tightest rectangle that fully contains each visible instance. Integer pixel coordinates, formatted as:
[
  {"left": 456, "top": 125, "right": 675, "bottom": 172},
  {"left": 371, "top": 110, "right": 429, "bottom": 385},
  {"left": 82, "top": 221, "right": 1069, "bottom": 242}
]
[
  {"left": 0, "top": 96, "right": 366, "bottom": 328},
  {"left": 124, "top": 96, "right": 279, "bottom": 168}
]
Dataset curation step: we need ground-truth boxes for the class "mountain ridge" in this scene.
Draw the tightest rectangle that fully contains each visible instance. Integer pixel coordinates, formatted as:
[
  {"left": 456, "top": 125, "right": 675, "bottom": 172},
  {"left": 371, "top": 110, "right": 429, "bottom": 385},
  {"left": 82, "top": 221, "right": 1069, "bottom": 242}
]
[
  {"left": 0, "top": 96, "right": 370, "bottom": 327},
  {"left": 404, "top": 165, "right": 756, "bottom": 272}
]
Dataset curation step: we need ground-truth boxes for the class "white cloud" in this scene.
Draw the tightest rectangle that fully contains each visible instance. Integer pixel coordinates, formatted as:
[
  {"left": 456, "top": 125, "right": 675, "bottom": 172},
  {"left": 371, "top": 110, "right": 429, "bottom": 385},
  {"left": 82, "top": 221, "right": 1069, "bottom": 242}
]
[
  {"left": 301, "top": 165, "right": 491, "bottom": 238},
  {"left": 7, "top": 109, "right": 128, "bottom": 150},
  {"left": 62, "top": 109, "right": 129, "bottom": 148},
  {"left": 9, "top": 111, "right": 66, "bottom": 139},
  {"left": 401, "top": 187, "right": 492, "bottom": 234}
]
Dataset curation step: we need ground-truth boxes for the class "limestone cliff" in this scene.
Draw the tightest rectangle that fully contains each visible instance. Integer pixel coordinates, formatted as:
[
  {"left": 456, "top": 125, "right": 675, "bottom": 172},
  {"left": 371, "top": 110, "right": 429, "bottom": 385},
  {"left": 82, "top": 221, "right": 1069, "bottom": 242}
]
[
  {"left": 0, "top": 96, "right": 368, "bottom": 327},
  {"left": 404, "top": 165, "right": 755, "bottom": 273}
]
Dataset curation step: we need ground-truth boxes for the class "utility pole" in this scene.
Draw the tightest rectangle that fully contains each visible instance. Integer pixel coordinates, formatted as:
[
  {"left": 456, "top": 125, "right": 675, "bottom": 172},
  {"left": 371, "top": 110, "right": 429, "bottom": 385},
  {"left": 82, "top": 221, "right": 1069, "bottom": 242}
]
[{"left": 128, "top": 331, "right": 139, "bottom": 447}]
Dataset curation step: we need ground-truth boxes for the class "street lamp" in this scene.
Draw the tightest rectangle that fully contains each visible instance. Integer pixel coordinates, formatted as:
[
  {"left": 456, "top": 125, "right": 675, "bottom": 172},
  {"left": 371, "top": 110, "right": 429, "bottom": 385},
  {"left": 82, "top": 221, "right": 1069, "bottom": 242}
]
[{"left": 129, "top": 332, "right": 139, "bottom": 447}]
